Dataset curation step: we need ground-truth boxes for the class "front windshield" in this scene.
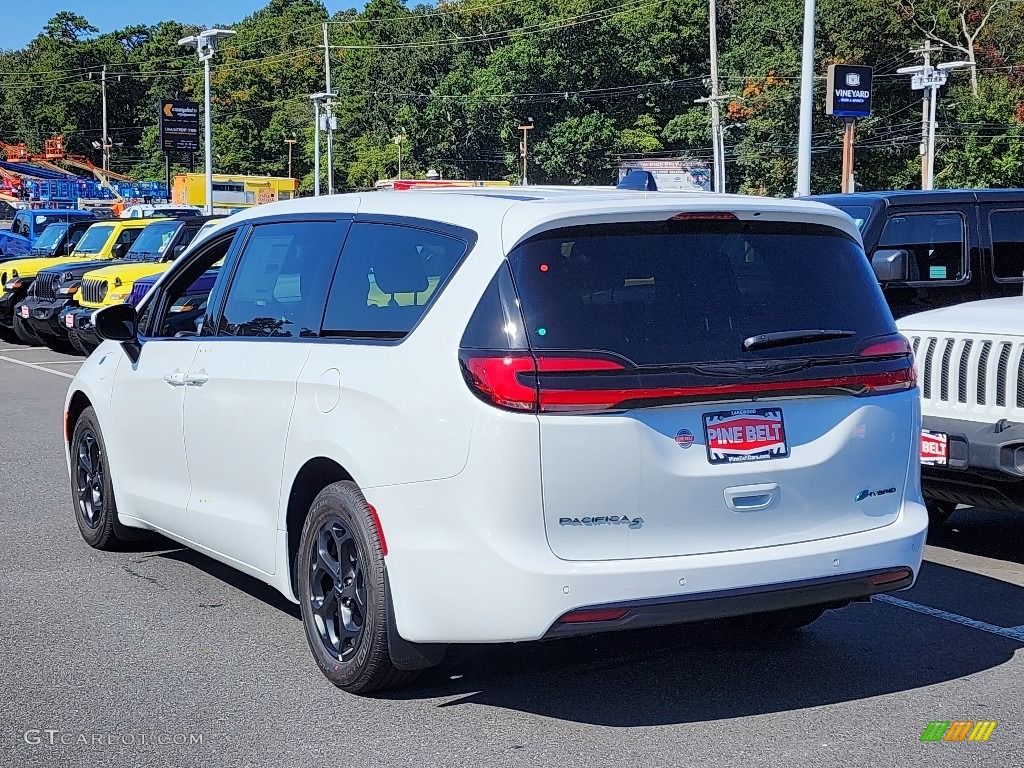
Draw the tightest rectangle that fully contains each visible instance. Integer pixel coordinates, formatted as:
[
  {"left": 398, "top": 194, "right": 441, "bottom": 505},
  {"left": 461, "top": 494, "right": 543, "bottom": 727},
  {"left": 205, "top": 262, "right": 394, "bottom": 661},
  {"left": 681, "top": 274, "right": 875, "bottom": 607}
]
[
  {"left": 73, "top": 224, "right": 115, "bottom": 255},
  {"left": 835, "top": 205, "right": 873, "bottom": 231},
  {"left": 125, "top": 221, "right": 180, "bottom": 260},
  {"left": 33, "top": 224, "right": 69, "bottom": 251}
]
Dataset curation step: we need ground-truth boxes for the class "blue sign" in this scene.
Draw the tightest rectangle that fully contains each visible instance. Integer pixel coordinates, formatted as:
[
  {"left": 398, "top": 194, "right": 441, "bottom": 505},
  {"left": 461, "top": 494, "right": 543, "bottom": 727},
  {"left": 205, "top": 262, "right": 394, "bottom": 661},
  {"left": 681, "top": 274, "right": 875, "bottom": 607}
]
[{"left": 826, "top": 64, "right": 873, "bottom": 119}]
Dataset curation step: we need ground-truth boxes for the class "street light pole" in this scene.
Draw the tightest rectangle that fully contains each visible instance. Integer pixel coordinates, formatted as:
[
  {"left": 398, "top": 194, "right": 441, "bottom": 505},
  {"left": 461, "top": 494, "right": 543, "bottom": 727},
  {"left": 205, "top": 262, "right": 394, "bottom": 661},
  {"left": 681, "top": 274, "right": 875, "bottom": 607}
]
[
  {"left": 101, "top": 65, "right": 109, "bottom": 172},
  {"left": 393, "top": 135, "right": 403, "bottom": 180},
  {"left": 312, "top": 100, "right": 321, "bottom": 196},
  {"left": 311, "top": 93, "right": 334, "bottom": 196},
  {"left": 179, "top": 28, "right": 236, "bottom": 215},
  {"left": 794, "top": 0, "right": 816, "bottom": 197},
  {"left": 284, "top": 136, "right": 296, "bottom": 179}
]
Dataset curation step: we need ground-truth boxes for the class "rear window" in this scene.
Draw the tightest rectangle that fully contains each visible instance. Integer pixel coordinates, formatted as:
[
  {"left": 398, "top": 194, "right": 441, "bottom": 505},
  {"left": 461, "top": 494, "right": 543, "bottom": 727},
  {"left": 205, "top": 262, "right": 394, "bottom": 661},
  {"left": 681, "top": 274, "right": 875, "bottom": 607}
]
[
  {"left": 507, "top": 220, "right": 895, "bottom": 366},
  {"left": 833, "top": 205, "right": 872, "bottom": 231}
]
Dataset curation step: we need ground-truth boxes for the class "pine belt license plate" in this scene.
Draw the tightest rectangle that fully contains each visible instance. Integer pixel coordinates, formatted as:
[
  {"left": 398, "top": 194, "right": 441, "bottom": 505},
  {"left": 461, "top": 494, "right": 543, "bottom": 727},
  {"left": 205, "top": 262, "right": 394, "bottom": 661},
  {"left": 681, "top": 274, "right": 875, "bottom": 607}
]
[
  {"left": 921, "top": 429, "right": 948, "bottom": 466},
  {"left": 703, "top": 408, "right": 789, "bottom": 465}
]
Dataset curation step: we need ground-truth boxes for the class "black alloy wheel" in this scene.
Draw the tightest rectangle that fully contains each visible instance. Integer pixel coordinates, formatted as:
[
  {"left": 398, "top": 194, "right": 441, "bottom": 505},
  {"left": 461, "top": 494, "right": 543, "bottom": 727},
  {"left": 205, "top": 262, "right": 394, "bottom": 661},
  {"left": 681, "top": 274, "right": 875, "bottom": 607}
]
[
  {"left": 296, "top": 481, "right": 424, "bottom": 693},
  {"left": 75, "top": 428, "right": 105, "bottom": 530},
  {"left": 308, "top": 515, "right": 368, "bottom": 663}
]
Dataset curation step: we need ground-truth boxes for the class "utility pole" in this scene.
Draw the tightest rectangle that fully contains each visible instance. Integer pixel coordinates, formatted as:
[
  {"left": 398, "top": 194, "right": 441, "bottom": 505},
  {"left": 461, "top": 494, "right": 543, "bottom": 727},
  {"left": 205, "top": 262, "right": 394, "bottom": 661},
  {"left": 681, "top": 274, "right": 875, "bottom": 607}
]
[
  {"left": 519, "top": 118, "right": 534, "bottom": 185},
  {"left": 794, "top": 0, "right": 816, "bottom": 196},
  {"left": 898, "top": 46, "right": 971, "bottom": 191},
  {"left": 100, "top": 65, "right": 109, "bottom": 171},
  {"left": 393, "top": 135, "right": 404, "bottom": 180},
  {"left": 284, "top": 136, "right": 296, "bottom": 179},
  {"left": 707, "top": 0, "right": 724, "bottom": 192}
]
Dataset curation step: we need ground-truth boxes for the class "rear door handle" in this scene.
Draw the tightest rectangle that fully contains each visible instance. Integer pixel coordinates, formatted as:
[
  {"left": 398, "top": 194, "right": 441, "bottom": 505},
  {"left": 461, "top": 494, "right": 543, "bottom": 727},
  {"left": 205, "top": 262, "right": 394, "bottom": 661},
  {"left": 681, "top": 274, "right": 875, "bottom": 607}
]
[
  {"left": 184, "top": 370, "right": 209, "bottom": 386},
  {"left": 163, "top": 370, "right": 186, "bottom": 386}
]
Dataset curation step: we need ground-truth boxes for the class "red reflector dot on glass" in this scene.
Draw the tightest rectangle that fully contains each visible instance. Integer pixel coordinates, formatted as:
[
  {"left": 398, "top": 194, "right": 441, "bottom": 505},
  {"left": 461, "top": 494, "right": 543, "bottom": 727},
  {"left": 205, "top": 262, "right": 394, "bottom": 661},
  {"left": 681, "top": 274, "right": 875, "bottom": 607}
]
[{"left": 539, "top": 264, "right": 549, "bottom": 272}]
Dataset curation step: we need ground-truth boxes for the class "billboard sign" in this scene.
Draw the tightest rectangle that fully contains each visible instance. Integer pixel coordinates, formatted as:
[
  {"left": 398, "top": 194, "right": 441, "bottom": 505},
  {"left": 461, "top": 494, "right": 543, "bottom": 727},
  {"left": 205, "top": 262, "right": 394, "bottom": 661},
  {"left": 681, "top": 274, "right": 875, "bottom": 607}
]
[
  {"left": 826, "top": 64, "right": 873, "bottom": 118},
  {"left": 616, "top": 159, "right": 711, "bottom": 192},
  {"left": 160, "top": 100, "right": 200, "bottom": 152}
]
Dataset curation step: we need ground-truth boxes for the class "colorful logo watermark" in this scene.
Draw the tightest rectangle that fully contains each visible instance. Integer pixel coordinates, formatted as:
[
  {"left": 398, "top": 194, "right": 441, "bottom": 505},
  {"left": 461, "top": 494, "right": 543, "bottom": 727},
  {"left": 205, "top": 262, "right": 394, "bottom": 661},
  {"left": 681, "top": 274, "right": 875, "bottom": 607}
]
[{"left": 921, "top": 721, "right": 997, "bottom": 742}]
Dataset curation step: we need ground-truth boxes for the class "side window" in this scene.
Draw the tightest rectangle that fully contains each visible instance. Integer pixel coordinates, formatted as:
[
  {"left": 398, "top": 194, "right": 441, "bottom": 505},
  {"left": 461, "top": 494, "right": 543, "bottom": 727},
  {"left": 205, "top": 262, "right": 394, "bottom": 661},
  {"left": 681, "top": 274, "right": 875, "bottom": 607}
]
[
  {"left": 215, "top": 221, "right": 343, "bottom": 338},
  {"left": 68, "top": 228, "right": 85, "bottom": 249},
  {"left": 322, "top": 222, "right": 468, "bottom": 338},
  {"left": 13, "top": 215, "right": 29, "bottom": 237},
  {"left": 990, "top": 209, "right": 1024, "bottom": 281},
  {"left": 877, "top": 212, "right": 966, "bottom": 283},
  {"left": 146, "top": 234, "right": 236, "bottom": 339},
  {"left": 117, "top": 228, "right": 141, "bottom": 246}
]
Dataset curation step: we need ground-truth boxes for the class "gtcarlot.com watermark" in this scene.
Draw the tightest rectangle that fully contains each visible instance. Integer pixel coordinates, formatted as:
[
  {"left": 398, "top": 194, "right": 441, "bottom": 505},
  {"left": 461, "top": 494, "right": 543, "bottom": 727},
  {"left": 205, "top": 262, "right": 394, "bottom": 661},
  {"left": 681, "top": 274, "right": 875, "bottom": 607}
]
[{"left": 23, "top": 730, "right": 205, "bottom": 747}]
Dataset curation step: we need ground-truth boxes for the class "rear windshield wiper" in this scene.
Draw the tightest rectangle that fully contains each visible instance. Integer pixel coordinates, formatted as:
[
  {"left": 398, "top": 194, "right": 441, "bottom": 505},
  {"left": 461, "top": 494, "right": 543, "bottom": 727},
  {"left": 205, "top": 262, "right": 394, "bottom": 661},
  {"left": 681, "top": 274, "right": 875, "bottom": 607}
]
[{"left": 742, "top": 329, "right": 856, "bottom": 352}]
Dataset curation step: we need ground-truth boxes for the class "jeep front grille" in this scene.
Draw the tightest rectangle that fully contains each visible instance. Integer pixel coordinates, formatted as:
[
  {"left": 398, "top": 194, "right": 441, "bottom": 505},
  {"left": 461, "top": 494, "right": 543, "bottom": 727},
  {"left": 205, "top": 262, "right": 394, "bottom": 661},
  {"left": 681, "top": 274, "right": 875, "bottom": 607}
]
[
  {"left": 80, "top": 278, "right": 106, "bottom": 305},
  {"left": 908, "top": 333, "right": 1024, "bottom": 416},
  {"left": 34, "top": 272, "right": 58, "bottom": 302}
]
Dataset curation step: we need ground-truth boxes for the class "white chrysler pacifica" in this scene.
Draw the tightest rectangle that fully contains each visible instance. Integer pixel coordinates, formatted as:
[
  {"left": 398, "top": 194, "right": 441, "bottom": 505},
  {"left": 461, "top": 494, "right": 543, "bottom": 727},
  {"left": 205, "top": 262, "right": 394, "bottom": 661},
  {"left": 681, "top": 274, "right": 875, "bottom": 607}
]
[{"left": 65, "top": 187, "right": 928, "bottom": 693}]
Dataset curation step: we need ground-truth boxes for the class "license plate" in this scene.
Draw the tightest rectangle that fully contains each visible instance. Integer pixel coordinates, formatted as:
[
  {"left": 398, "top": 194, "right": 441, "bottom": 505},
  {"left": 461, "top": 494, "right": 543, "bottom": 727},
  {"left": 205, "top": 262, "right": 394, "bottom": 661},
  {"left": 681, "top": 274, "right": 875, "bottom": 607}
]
[
  {"left": 703, "top": 408, "right": 789, "bottom": 465},
  {"left": 65, "top": 314, "right": 75, "bottom": 329},
  {"left": 921, "top": 430, "right": 948, "bottom": 466},
  {"left": 19, "top": 305, "right": 29, "bottom": 318}
]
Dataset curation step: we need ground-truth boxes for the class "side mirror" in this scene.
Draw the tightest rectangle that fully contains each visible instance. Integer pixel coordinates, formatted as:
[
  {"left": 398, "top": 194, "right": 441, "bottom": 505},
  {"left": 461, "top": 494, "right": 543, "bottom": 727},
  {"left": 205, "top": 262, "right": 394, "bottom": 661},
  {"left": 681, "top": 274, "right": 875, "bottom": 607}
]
[
  {"left": 93, "top": 303, "right": 141, "bottom": 363},
  {"left": 871, "top": 248, "right": 910, "bottom": 283},
  {"left": 112, "top": 243, "right": 126, "bottom": 259}
]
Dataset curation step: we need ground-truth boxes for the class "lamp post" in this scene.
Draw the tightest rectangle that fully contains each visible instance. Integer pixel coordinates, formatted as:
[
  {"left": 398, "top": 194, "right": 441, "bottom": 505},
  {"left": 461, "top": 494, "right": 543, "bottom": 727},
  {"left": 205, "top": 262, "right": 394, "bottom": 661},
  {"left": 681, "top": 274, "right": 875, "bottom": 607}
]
[
  {"left": 310, "top": 92, "right": 334, "bottom": 196},
  {"left": 794, "top": 0, "right": 815, "bottom": 197},
  {"left": 897, "top": 58, "right": 972, "bottom": 190},
  {"left": 519, "top": 118, "right": 534, "bottom": 186},
  {"left": 284, "top": 135, "right": 297, "bottom": 179},
  {"left": 393, "top": 135, "right": 404, "bottom": 180},
  {"left": 178, "top": 28, "right": 236, "bottom": 215}
]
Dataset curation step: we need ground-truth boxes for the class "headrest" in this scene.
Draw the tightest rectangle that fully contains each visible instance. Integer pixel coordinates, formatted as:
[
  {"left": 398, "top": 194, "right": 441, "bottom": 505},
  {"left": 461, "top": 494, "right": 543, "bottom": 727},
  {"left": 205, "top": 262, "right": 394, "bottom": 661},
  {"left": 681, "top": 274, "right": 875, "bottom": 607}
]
[{"left": 373, "top": 246, "right": 429, "bottom": 294}]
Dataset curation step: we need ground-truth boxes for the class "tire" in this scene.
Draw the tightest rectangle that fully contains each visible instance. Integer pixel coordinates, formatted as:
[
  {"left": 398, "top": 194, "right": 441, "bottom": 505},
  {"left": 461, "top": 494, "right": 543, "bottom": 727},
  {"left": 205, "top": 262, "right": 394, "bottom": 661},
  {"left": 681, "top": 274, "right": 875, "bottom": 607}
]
[
  {"left": 37, "top": 331, "right": 76, "bottom": 355},
  {"left": 69, "top": 406, "right": 137, "bottom": 550},
  {"left": 730, "top": 605, "right": 828, "bottom": 633},
  {"left": 12, "top": 312, "right": 43, "bottom": 346},
  {"left": 926, "top": 500, "right": 956, "bottom": 532},
  {"left": 67, "top": 328, "right": 91, "bottom": 356},
  {"left": 297, "top": 481, "right": 420, "bottom": 694},
  {"left": 0, "top": 323, "right": 16, "bottom": 343}
]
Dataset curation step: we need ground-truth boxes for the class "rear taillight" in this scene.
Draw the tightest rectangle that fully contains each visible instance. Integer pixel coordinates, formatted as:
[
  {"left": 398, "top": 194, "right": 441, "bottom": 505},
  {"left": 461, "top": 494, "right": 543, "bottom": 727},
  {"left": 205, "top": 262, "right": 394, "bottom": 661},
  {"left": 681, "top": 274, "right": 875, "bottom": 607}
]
[
  {"left": 669, "top": 212, "right": 738, "bottom": 221},
  {"left": 557, "top": 607, "right": 629, "bottom": 624},
  {"left": 859, "top": 334, "right": 916, "bottom": 391}
]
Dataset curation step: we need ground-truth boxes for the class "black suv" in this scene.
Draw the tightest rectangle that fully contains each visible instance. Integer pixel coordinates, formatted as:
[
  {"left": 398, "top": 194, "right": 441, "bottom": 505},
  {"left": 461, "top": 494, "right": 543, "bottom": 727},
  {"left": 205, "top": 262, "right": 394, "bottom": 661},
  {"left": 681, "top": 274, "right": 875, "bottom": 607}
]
[{"left": 808, "top": 189, "right": 1024, "bottom": 319}]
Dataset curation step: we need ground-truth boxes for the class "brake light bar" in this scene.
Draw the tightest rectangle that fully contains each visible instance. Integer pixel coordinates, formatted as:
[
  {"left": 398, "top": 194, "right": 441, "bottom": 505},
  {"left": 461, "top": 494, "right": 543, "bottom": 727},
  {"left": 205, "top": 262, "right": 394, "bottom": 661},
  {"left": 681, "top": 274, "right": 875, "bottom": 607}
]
[
  {"left": 669, "top": 211, "right": 737, "bottom": 221},
  {"left": 461, "top": 351, "right": 916, "bottom": 414}
]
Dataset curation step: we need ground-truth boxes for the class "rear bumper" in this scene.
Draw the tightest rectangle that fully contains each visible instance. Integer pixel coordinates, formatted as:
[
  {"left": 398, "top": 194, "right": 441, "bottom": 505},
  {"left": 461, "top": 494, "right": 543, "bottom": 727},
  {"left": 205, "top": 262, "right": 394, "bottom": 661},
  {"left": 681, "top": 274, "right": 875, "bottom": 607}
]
[
  {"left": 371, "top": 473, "right": 929, "bottom": 644},
  {"left": 921, "top": 414, "right": 1024, "bottom": 510},
  {"left": 542, "top": 567, "right": 913, "bottom": 638}
]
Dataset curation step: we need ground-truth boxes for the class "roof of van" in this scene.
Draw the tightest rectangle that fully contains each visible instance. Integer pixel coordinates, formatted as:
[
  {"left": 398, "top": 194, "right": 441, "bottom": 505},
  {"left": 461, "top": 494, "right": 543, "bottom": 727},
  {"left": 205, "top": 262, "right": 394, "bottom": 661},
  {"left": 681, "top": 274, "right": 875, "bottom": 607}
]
[
  {"left": 225, "top": 187, "right": 863, "bottom": 245},
  {"left": 808, "top": 188, "right": 1024, "bottom": 206}
]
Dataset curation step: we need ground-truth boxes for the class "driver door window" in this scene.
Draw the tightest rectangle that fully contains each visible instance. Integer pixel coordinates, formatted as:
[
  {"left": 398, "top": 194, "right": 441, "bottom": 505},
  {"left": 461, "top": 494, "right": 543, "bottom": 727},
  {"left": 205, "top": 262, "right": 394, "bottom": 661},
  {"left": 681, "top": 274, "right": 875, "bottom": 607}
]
[
  {"left": 142, "top": 233, "right": 236, "bottom": 339},
  {"left": 878, "top": 213, "right": 966, "bottom": 283}
]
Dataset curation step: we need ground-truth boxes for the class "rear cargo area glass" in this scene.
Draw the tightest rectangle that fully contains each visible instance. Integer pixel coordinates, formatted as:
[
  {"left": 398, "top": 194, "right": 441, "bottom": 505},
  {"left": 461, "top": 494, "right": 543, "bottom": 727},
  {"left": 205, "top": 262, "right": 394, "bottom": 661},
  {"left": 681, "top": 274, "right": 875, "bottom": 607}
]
[{"left": 508, "top": 220, "right": 894, "bottom": 366}]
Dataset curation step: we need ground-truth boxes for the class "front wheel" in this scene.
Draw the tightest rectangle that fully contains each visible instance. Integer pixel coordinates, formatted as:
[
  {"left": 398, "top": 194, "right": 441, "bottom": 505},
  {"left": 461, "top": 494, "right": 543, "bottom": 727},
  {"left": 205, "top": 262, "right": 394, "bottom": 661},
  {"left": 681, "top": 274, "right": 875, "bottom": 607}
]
[
  {"left": 12, "top": 313, "right": 43, "bottom": 346},
  {"left": 297, "top": 481, "right": 421, "bottom": 694},
  {"left": 69, "top": 406, "right": 137, "bottom": 549}
]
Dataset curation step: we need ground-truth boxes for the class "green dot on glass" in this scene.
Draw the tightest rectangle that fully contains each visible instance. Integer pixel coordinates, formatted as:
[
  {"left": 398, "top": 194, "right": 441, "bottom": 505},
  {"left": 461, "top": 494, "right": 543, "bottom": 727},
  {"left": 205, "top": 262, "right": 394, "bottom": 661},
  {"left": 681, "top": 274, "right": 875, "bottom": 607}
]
[{"left": 537, "top": 328, "right": 547, "bottom": 336}]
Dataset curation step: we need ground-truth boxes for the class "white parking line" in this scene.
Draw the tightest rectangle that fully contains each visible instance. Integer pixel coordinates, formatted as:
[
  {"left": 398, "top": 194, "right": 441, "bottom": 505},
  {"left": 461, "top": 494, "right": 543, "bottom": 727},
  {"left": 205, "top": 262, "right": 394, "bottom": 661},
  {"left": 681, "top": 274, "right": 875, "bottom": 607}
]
[
  {"left": 875, "top": 593, "right": 1024, "bottom": 643},
  {"left": 0, "top": 354, "right": 75, "bottom": 379}
]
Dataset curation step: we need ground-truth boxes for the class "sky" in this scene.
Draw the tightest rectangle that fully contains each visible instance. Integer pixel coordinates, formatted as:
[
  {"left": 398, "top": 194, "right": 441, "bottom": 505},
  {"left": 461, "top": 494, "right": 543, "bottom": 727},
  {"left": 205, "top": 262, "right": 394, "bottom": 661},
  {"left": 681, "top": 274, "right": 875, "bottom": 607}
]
[{"left": 1, "top": 1, "right": 361, "bottom": 51}]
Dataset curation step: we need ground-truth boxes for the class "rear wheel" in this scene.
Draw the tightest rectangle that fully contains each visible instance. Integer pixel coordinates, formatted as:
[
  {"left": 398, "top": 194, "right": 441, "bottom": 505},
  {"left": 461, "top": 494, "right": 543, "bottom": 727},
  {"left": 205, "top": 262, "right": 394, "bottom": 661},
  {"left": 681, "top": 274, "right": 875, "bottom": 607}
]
[
  {"left": 12, "top": 313, "right": 42, "bottom": 346},
  {"left": 926, "top": 500, "right": 956, "bottom": 532},
  {"left": 297, "top": 481, "right": 421, "bottom": 694}
]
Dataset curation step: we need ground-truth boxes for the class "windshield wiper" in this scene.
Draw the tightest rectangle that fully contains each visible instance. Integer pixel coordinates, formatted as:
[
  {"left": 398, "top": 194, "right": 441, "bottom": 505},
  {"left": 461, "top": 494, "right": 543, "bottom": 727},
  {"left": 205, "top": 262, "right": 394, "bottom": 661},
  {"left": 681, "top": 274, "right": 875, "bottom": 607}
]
[{"left": 742, "top": 329, "right": 856, "bottom": 352}]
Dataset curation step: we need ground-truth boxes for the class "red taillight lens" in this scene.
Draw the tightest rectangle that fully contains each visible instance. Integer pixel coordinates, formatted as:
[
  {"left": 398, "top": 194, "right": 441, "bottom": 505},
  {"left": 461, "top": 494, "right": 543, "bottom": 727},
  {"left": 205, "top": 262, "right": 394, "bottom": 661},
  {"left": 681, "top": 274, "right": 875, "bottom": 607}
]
[
  {"left": 670, "top": 212, "right": 738, "bottom": 221},
  {"left": 463, "top": 354, "right": 538, "bottom": 411},
  {"left": 557, "top": 607, "right": 629, "bottom": 624},
  {"left": 860, "top": 335, "right": 916, "bottom": 391}
]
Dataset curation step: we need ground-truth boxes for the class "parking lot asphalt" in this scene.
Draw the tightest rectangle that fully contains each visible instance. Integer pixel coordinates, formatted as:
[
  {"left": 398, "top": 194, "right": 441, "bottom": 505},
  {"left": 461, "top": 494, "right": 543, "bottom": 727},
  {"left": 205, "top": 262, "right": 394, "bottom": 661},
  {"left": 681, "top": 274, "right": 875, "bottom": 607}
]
[{"left": 1, "top": 340, "right": 1023, "bottom": 767}]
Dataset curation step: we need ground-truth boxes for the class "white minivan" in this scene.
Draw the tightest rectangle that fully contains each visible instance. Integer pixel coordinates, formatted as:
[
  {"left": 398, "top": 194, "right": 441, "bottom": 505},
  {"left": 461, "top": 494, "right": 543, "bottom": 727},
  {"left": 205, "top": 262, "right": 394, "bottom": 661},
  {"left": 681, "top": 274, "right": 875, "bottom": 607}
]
[{"left": 66, "top": 188, "right": 928, "bottom": 693}]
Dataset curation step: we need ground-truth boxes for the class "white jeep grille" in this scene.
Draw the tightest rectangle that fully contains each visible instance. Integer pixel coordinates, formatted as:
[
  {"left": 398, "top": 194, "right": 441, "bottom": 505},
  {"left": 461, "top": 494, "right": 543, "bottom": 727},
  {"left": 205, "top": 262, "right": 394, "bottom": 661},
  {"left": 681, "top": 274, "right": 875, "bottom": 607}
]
[{"left": 906, "top": 333, "right": 1024, "bottom": 417}]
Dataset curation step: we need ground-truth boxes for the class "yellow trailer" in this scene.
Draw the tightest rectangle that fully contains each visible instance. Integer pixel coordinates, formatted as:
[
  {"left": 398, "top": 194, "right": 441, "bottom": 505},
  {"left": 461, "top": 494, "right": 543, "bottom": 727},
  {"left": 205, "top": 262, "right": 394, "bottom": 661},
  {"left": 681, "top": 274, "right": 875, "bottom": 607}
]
[{"left": 172, "top": 173, "right": 298, "bottom": 213}]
